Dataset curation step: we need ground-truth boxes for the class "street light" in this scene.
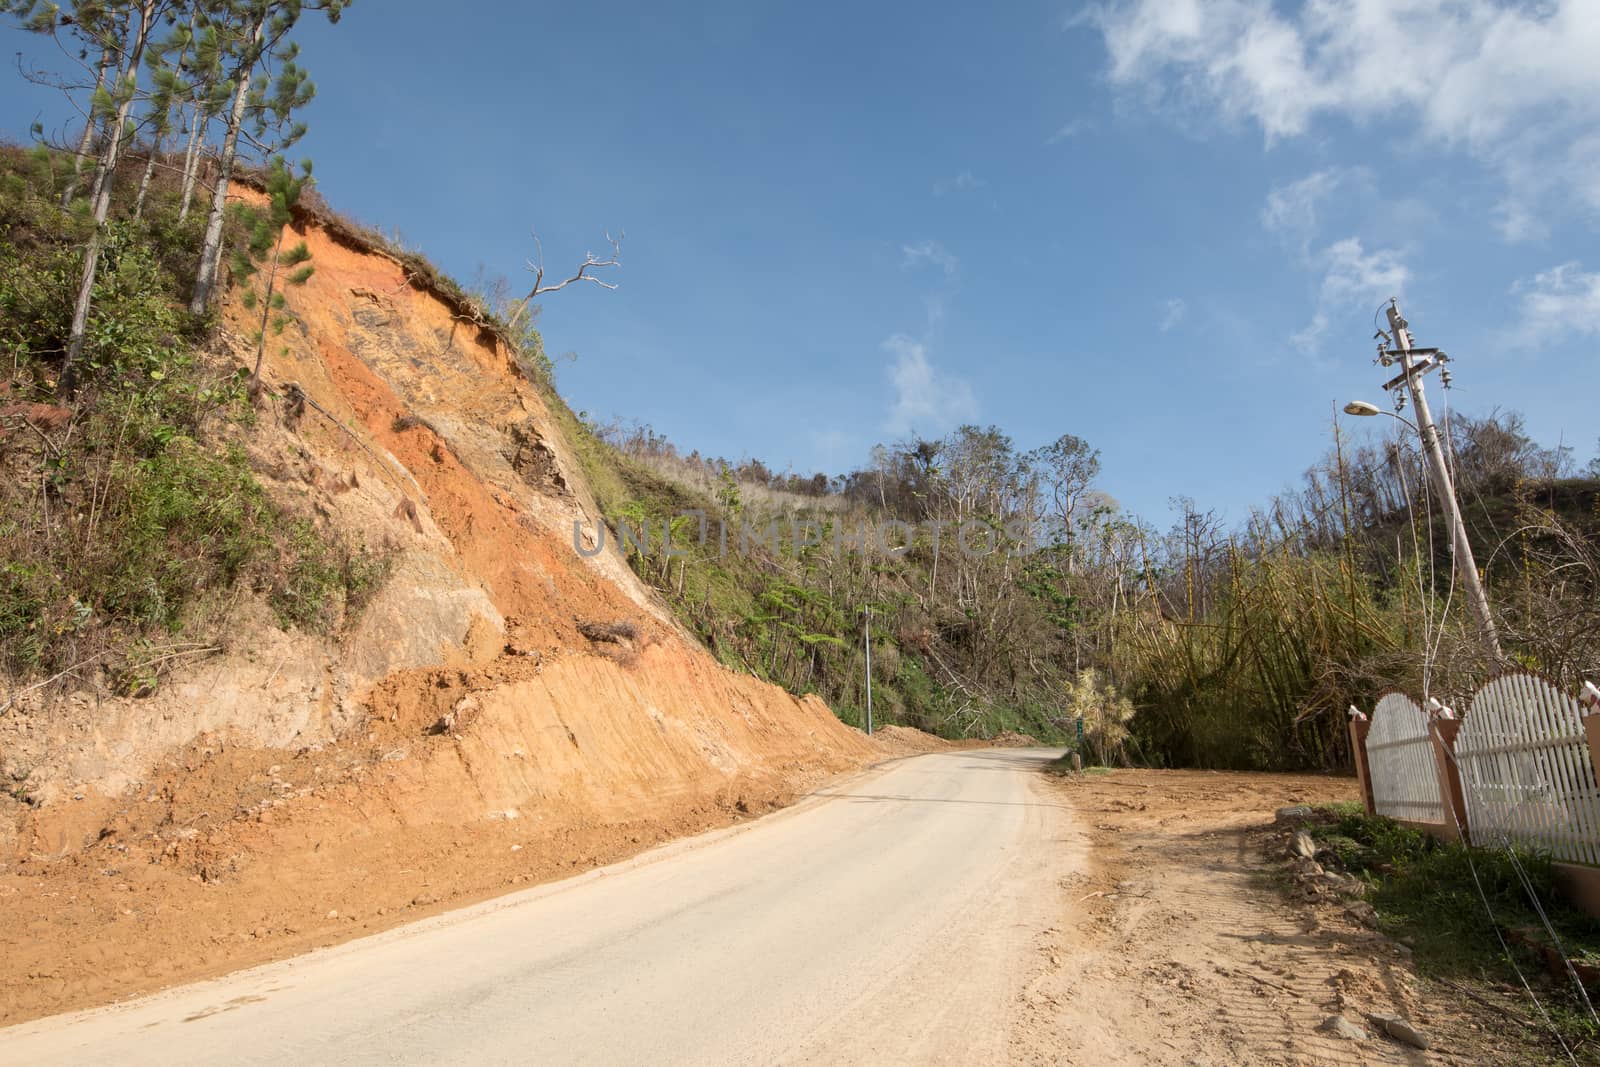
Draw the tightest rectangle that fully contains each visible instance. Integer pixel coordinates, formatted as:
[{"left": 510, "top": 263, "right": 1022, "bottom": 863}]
[{"left": 1343, "top": 400, "right": 1417, "bottom": 431}]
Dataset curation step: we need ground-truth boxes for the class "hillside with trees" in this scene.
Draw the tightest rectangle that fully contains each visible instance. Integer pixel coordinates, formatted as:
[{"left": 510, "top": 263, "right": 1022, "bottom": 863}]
[
  {"left": 3, "top": 0, "right": 1598, "bottom": 779},
  {"left": 565, "top": 407, "right": 1600, "bottom": 769}
]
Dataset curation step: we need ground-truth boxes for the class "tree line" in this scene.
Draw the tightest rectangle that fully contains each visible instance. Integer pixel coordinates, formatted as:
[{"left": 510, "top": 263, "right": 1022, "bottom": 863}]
[{"left": 581, "top": 405, "right": 1600, "bottom": 769}]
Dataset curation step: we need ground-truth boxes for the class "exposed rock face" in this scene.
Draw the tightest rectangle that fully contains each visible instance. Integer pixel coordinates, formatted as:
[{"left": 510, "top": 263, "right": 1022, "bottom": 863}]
[{"left": 2, "top": 190, "right": 873, "bottom": 845}]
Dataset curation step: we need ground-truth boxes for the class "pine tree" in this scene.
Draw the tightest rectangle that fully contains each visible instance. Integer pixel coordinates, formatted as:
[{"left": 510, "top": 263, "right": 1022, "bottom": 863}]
[
  {"left": 132, "top": 18, "right": 194, "bottom": 218},
  {"left": 4, "top": 2, "right": 129, "bottom": 211},
  {"left": 11, "top": 0, "right": 184, "bottom": 393},
  {"left": 177, "top": 14, "right": 228, "bottom": 220},
  {"left": 188, "top": 0, "right": 349, "bottom": 316},
  {"left": 60, "top": 14, "right": 119, "bottom": 211},
  {"left": 231, "top": 155, "right": 314, "bottom": 396}
]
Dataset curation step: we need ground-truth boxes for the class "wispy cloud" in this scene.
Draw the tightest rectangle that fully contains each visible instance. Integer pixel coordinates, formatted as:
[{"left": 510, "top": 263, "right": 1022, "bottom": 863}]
[
  {"left": 1290, "top": 311, "right": 1330, "bottom": 353},
  {"left": 901, "top": 239, "right": 960, "bottom": 277},
  {"left": 1046, "top": 118, "right": 1093, "bottom": 144},
  {"left": 883, "top": 335, "right": 978, "bottom": 435},
  {"left": 1261, "top": 167, "right": 1372, "bottom": 256},
  {"left": 933, "top": 170, "right": 984, "bottom": 197},
  {"left": 1291, "top": 237, "right": 1411, "bottom": 352},
  {"left": 1319, "top": 238, "right": 1410, "bottom": 307},
  {"left": 1255, "top": 170, "right": 1409, "bottom": 352},
  {"left": 1508, "top": 262, "right": 1600, "bottom": 347},
  {"left": 1158, "top": 297, "right": 1186, "bottom": 332},
  {"left": 1085, "top": 0, "right": 1600, "bottom": 240}
]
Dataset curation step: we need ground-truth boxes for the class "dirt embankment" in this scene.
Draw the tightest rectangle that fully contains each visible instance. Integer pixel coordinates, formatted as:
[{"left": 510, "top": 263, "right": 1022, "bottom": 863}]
[
  {"left": 0, "top": 196, "right": 877, "bottom": 1024},
  {"left": 1014, "top": 770, "right": 1546, "bottom": 1065}
]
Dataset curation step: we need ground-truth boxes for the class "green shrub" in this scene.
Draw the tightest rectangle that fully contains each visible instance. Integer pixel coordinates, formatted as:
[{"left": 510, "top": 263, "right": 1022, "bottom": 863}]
[
  {"left": 269, "top": 522, "right": 392, "bottom": 633},
  {"left": 0, "top": 147, "right": 388, "bottom": 689},
  {"left": 1309, "top": 806, "right": 1600, "bottom": 1049}
]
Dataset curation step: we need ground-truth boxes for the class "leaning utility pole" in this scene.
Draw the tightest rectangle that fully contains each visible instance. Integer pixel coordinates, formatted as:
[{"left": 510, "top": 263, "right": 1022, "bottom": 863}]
[{"left": 1380, "top": 300, "right": 1504, "bottom": 663}]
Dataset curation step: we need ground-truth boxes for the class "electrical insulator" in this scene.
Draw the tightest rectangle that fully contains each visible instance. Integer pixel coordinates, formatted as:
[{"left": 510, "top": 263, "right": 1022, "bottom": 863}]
[
  {"left": 1440, "top": 368, "right": 1453, "bottom": 389},
  {"left": 1395, "top": 393, "right": 1407, "bottom": 413}
]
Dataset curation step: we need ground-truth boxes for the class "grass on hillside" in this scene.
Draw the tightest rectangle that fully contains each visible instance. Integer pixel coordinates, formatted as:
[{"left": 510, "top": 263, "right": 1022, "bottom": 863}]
[
  {"left": 1306, "top": 804, "right": 1600, "bottom": 1054},
  {"left": 539, "top": 383, "right": 1073, "bottom": 744}
]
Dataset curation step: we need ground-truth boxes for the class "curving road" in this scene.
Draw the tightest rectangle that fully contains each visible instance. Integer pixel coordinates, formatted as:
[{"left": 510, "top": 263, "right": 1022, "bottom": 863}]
[{"left": 1, "top": 748, "right": 1078, "bottom": 1066}]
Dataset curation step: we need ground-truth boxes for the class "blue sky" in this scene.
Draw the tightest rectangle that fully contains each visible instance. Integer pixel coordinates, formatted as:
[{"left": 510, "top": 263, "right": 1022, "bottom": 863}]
[{"left": 5, "top": 1, "right": 1598, "bottom": 525}]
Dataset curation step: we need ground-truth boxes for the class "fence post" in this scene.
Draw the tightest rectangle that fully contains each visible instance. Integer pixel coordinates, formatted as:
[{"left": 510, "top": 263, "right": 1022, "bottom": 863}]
[
  {"left": 1348, "top": 707, "right": 1375, "bottom": 816},
  {"left": 1554, "top": 682, "right": 1600, "bottom": 918},
  {"left": 1578, "top": 682, "right": 1600, "bottom": 785},
  {"left": 1430, "top": 713, "right": 1468, "bottom": 844}
]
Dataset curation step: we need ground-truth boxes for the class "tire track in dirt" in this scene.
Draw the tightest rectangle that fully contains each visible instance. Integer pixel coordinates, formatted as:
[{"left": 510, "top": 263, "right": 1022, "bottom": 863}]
[{"left": 1010, "top": 770, "right": 1541, "bottom": 1065}]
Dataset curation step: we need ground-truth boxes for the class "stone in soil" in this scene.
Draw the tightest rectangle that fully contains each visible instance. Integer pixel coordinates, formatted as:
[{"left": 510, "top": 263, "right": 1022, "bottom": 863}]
[{"left": 1317, "top": 1014, "right": 1369, "bottom": 1041}]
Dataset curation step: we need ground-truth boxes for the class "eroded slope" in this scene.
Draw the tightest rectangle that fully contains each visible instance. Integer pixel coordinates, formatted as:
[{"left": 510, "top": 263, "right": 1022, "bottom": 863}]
[{"left": 0, "top": 195, "right": 875, "bottom": 1023}]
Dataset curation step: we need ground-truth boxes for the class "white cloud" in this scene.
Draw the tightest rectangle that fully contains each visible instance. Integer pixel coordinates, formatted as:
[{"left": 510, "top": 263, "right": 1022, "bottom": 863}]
[
  {"left": 1319, "top": 237, "right": 1409, "bottom": 306},
  {"left": 1509, "top": 262, "right": 1600, "bottom": 346},
  {"left": 1261, "top": 167, "right": 1371, "bottom": 254},
  {"left": 1290, "top": 311, "right": 1329, "bottom": 352},
  {"left": 1292, "top": 237, "right": 1410, "bottom": 351},
  {"left": 883, "top": 335, "right": 977, "bottom": 435},
  {"left": 1256, "top": 171, "right": 1409, "bottom": 351},
  {"left": 933, "top": 170, "right": 984, "bottom": 196},
  {"left": 1087, "top": 0, "right": 1600, "bottom": 238},
  {"left": 901, "top": 240, "right": 959, "bottom": 277},
  {"left": 1158, "top": 297, "right": 1186, "bottom": 331},
  {"left": 1047, "top": 118, "right": 1094, "bottom": 144}
]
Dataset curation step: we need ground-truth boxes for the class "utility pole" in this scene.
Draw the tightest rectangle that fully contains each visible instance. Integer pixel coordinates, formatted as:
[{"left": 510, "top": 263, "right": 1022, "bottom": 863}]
[
  {"left": 1381, "top": 300, "right": 1504, "bottom": 663},
  {"left": 862, "top": 605, "right": 874, "bottom": 736}
]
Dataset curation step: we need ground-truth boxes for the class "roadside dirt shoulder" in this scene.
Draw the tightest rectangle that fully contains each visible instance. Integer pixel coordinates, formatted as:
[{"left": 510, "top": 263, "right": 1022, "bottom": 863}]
[
  {"left": 0, "top": 706, "right": 883, "bottom": 1028},
  {"left": 1011, "top": 769, "right": 1549, "bottom": 1065}
]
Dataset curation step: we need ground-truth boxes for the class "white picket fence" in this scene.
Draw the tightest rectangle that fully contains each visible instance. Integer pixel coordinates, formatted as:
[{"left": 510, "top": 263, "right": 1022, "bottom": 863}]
[
  {"left": 1365, "top": 692, "right": 1448, "bottom": 826},
  {"left": 1454, "top": 673, "right": 1600, "bottom": 867}
]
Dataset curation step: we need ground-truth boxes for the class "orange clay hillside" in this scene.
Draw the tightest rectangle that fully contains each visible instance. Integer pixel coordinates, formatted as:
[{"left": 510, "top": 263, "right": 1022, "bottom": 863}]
[{"left": 0, "top": 188, "right": 876, "bottom": 1024}]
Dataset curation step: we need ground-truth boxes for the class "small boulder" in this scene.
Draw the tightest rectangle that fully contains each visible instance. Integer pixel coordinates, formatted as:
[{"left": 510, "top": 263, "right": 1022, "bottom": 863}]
[
  {"left": 1317, "top": 1015, "right": 1368, "bottom": 1041},
  {"left": 1292, "top": 830, "right": 1317, "bottom": 859},
  {"left": 1319, "top": 871, "right": 1366, "bottom": 898},
  {"left": 1276, "top": 804, "right": 1314, "bottom": 823},
  {"left": 1366, "top": 1012, "right": 1430, "bottom": 1050},
  {"left": 1291, "top": 857, "right": 1325, "bottom": 878}
]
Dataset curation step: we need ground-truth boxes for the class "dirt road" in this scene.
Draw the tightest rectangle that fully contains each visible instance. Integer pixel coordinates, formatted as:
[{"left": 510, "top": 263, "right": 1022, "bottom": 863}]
[
  {"left": 6, "top": 754, "right": 1536, "bottom": 1065},
  {"left": 1, "top": 749, "right": 1081, "bottom": 1065},
  {"left": 1018, "top": 769, "right": 1542, "bottom": 1065}
]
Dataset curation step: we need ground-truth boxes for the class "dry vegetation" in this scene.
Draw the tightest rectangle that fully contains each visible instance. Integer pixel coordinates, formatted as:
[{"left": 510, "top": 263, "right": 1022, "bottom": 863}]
[{"left": 566, "top": 409, "right": 1600, "bottom": 769}]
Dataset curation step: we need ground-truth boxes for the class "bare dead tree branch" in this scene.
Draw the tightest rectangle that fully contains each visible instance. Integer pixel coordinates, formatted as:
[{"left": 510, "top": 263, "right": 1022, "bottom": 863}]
[{"left": 505, "top": 229, "right": 623, "bottom": 336}]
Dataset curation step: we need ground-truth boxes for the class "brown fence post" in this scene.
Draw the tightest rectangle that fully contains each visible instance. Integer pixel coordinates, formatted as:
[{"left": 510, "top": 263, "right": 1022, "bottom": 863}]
[
  {"left": 1348, "top": 710, "right": 1375, "bottom": 816},
  {"left": 1430, "top": 715, "right": 1468, "bottom": 844}
]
